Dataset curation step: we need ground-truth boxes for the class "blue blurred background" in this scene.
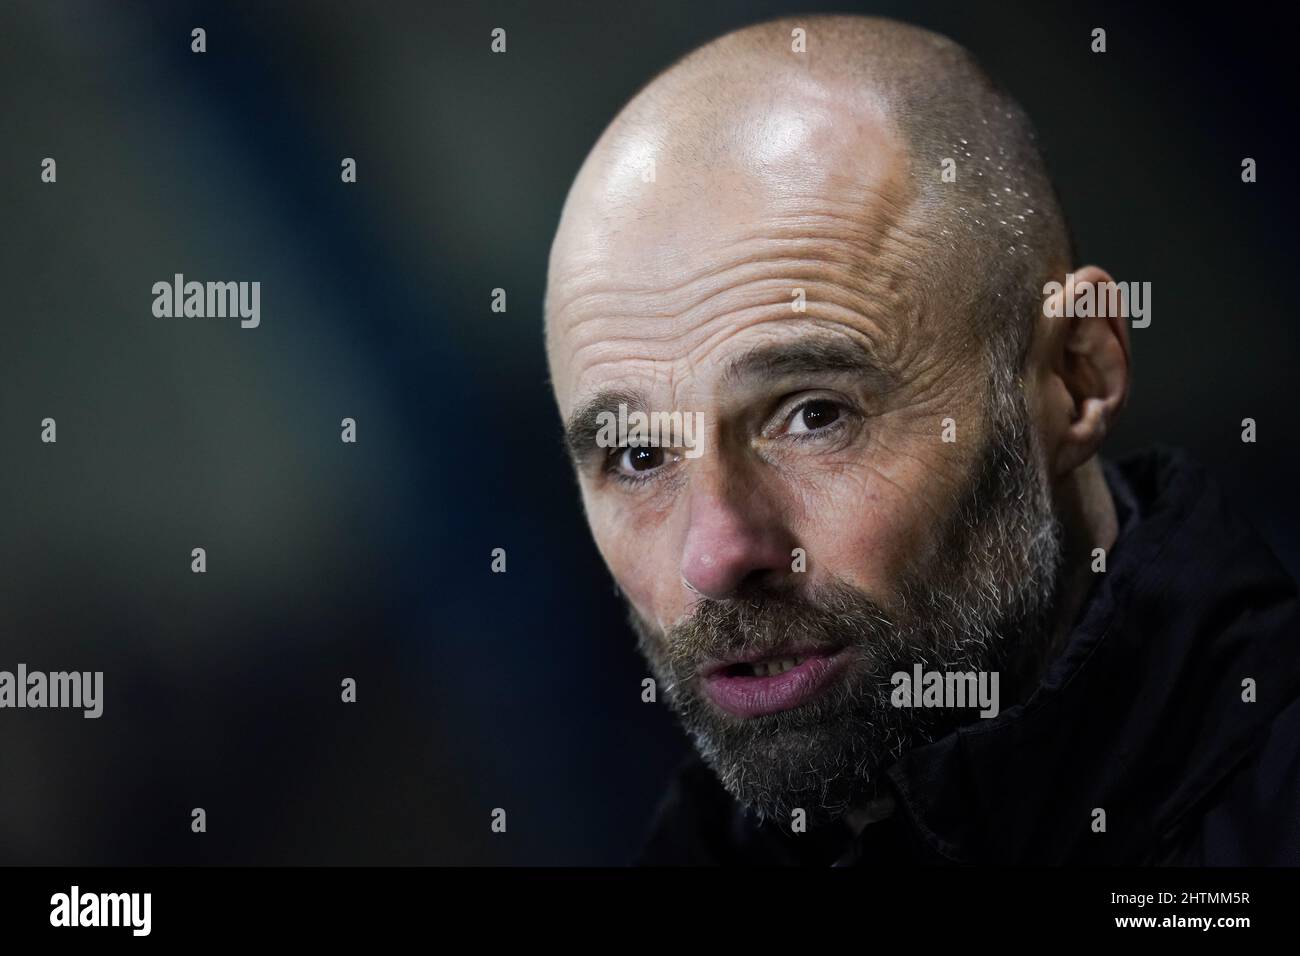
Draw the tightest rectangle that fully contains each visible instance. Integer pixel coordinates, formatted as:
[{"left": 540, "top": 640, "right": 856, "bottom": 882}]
[{"left": 1, "top": 0, "right": 1296, "bottom": 864}]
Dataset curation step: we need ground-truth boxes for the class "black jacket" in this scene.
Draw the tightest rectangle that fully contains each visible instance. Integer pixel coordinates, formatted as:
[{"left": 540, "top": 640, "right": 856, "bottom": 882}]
[{"left": 638, "top": 448, "right": 1300, "bottom": 865}]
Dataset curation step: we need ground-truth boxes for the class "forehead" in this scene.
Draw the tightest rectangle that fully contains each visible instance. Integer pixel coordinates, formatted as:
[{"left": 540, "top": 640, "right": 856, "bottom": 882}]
[{"left": 545, "top": 85, "right": 930, "bottom": 411}]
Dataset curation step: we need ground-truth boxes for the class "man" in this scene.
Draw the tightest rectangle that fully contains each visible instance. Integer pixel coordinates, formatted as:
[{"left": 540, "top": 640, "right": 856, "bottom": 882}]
[{"left": 544, "top": 15, "right": 1300, "bottom": 864}]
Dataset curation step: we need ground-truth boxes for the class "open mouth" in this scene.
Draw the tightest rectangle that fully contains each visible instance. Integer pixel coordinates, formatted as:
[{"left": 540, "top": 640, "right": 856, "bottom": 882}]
[
  {"left": 701, "top": 647, "right": 850, "bottom": 718},
  {"left": 718, "top": 656, "right": 812, "bottom": 678}
]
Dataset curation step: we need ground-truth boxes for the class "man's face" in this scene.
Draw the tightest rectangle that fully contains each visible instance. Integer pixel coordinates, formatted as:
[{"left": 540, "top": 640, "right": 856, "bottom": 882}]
[{"left": 546, "top": 96, "right": 1063, "bottom": 821}]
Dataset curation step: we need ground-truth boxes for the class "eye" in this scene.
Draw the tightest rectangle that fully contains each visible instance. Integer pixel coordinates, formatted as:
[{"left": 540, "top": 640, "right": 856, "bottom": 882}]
[
  {"left": 623, "top": 446, "right": 663, "bottom": 472},
  {"left": 612, "top": 445, "right": 669, "bottom": 478},
  {"left": 786, "top": 398, "right": 843, "bottom": 435}
]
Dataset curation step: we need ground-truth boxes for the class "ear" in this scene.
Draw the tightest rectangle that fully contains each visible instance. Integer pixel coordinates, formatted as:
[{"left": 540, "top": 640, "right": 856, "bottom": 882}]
[{"left": 1031, "top": 265, "right": 1131, "bottom": 478}]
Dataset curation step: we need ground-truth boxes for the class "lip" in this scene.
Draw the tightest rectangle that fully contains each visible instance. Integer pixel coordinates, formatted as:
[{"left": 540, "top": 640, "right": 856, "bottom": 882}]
[{"left": 700, "top": 647, "right": 851, "bottom": 718}]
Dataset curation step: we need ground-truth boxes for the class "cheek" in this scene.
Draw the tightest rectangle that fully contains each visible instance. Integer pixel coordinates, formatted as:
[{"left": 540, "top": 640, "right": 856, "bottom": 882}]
[
  {"left": 582, "top": 489, "right": 685, "bottom": 629},
  {"left": 796, "top": 483, "right": 911, "bottom": 595},
  {"left": 792, "top": 446, "right": 960, "bottom": 598}
]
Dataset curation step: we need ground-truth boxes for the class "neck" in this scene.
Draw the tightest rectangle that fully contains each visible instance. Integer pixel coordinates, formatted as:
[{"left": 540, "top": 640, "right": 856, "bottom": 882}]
[{"left": 1035, "top": 456, "right": 1119, "bottom": 678}]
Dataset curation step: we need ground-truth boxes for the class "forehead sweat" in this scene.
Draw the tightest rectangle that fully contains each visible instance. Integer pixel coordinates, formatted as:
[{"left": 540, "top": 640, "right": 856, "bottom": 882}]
[{"left": 543, "top": 16, "right": 1076, "bottom": 822}]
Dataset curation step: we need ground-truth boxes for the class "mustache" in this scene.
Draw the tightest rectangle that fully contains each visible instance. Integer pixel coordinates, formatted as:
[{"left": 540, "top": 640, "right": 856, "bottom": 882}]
[{"left": 638, "top": 580, "right": 903, "bottom": 677}]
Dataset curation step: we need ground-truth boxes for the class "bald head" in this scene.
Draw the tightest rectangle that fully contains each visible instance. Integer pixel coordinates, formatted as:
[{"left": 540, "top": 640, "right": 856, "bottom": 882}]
[{"left": 547, "top": 15, "right": 1071, "bottom": 381}]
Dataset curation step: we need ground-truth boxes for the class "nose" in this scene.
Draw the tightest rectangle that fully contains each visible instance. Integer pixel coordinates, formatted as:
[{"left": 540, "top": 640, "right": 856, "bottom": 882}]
[{"left": 679, "top": 468, "right": 796, "bottom": 600}]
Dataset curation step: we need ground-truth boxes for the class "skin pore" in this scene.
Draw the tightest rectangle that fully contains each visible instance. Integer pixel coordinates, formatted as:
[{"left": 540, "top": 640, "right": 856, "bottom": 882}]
[{"left": 545, "top": 16, "right": 1130, "bottom": 826}]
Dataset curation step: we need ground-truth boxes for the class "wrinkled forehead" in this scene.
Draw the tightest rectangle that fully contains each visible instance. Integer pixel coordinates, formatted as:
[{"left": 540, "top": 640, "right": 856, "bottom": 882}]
[{"left": 545, "top": 82, "right": 926, "bottom": 412}]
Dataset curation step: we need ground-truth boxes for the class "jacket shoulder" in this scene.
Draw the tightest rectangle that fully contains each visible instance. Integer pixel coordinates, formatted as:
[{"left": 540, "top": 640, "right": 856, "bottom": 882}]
[{"left": 1173, "top": 691, "right": 1300, "bottom": 865}]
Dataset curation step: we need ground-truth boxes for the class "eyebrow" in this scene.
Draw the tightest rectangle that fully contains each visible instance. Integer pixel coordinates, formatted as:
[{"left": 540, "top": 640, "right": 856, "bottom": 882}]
[
  {"left": 561, "top": 332, "right": 892, "bottom": 467},
  {"left": 564, "top": 389, "right": 644, "bottom": 465},
  {"left": 720, "top": 333, "right": 890, "bottom": 389}
]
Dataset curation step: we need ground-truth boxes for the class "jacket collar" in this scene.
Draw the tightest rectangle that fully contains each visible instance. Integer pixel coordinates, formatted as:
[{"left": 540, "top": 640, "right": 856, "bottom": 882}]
[{"left": 877, "top": 448, "right": 1300, "bottom": 863}]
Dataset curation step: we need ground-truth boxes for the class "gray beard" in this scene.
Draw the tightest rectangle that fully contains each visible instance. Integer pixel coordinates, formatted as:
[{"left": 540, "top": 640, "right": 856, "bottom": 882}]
[{"left": 629, "top": 385, "right": 1063, "bottom": 825}]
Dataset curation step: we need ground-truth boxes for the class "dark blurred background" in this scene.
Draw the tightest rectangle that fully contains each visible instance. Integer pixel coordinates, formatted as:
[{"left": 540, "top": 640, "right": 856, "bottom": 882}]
[{"left": 0, "top": 0, "right": 1295, "bottom": 864}]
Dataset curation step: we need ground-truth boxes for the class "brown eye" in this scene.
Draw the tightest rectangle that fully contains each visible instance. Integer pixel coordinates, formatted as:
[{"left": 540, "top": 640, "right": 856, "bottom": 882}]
[
  {"left": 790, "top": 399, "right": 841, "bottom": 434},
  {"left": 621, "top": 446, "right": 665, "bottom": 473}
]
